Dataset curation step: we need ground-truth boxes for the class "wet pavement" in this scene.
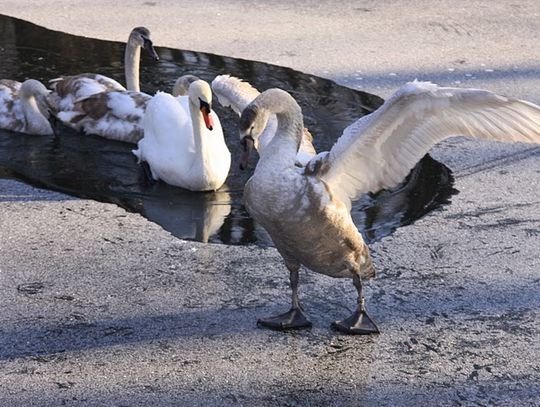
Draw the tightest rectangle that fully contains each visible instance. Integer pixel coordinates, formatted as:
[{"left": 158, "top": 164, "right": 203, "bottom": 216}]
[{"left": 1, "top": 148, "right": 538, "bottom": 406}]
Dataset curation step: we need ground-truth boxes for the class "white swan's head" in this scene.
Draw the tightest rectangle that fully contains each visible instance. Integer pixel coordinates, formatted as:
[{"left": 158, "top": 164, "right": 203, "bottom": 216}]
[
  {"left": 172, "top": 75, "right": 199, "bottom": 97},
  {"left": 129, "top": 26, "right": 159, "bottom": 61},
  {"left": 188, "top": 79, "right": 214, "bottom": 131}
]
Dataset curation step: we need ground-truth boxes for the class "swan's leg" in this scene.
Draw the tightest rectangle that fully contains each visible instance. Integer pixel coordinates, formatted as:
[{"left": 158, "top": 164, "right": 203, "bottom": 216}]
[
  {"left": 47, "top": 111, "right": 61, "bottom": 137},
  {"left": 257, "top": 262, "right": 312, "bottom": 330},
  {"left": 331, "top": 273, "right": 379, "bottom": 335},
  {"left": 140, "top": 160, "right": 157, "bottom": 185}
]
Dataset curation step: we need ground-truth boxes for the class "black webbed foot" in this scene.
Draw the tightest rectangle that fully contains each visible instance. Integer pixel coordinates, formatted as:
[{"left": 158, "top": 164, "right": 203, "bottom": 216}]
[
  {"left": 140, "top": 160, "right": 157, "bottom": 185},
  {"left": 257, "top": 307, "right": 312, "bottom": 331},
  {"left": 331, "top": 300, "right": 379, "bottom": 335},
  {"left": 47, "top": 111, "right": 61, "bottom": 137}
]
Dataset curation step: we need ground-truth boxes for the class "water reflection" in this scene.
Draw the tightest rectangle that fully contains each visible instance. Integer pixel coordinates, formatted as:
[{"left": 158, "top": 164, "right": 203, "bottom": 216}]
[
  {"left": 138, "top": 187, "right": 232, "bottom": 244},
  {"left": 0, "top": 15, "right": 457, "bottom": 245}
]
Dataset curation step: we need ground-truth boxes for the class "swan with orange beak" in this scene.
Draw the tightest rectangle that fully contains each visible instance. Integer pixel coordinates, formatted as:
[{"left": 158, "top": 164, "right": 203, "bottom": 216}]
[{"left": 133, "top": 77, "right": 231, "bottom": 191}]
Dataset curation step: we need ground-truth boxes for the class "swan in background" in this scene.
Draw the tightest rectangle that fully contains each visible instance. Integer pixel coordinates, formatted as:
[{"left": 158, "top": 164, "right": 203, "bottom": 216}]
[
  {"left": 48, "top": 27, "right": 159, "bottom": 112},
  {"left": 239, "top": 82, "right": 540, "bottom": 335},
  {"left": 52, "top": 75, "right": 201, "bottom": 144},
  {"left": 211, "top": 74, "right": 316, "bottom": 166},
  {"left": 133, "top": 78, "right": 230, "bottom": 191},
  {"left": 55, "top": 90, "right": 151, "bottom": 143},
  {"left": 171, "top": 74, "right": 199, "bottom": 97},
  {"left": 0, "top": 79, "right": 53, "bottom": 135}
]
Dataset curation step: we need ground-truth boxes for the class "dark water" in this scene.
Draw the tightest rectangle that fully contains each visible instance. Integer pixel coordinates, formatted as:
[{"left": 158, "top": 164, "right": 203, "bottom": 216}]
[{"left": 0, "top": 15, "right": 457, "bottom": 245}]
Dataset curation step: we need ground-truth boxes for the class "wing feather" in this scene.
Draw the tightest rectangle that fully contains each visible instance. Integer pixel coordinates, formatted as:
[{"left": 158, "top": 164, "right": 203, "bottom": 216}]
[
  {"left": 211, "top": 74, "right": 261, "bottom": 116},
  {"left": 58, "top": 90, "right": 151, "bottom": 143},
  {"left": 212, "top": 74, "right": 316, "bottom": 164},
  {"left": 314, "top": 81, "right": 540, "bottom": 208}
]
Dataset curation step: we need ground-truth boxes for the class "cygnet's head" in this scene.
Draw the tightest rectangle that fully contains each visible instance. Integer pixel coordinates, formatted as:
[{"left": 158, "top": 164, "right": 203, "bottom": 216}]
[
  {"left": 172, "top": 75, "right": 199, "bottom": 97},
  {"left": 19, "top": 79, "right": 50, "bottom": 99},
  {"left": 129, "top": 26, "right": 159, "bottom": 61},
  {"left": 20, "top": 79, "right": 52, "bottom": 117},
  {"left": 188, "top": 79, "right": 214, "bottom": 131},
  {"left": 238, "top": 103, "right": 270, "bottom": 170}
]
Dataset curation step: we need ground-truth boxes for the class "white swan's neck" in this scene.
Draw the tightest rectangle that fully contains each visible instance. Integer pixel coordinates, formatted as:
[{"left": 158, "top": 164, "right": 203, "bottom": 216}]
[
  {"left": 22, "top": 95, "right": 52, "bottom": 135},
  {"left": 188, "top": 99, "right": 208, "bottom": 165},
  {"left": 124, "top": 41, "right": 141, "bottom": 92}
]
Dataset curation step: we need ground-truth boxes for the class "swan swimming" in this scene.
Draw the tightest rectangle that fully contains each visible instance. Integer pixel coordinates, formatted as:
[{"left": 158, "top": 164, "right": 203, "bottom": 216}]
[
  {"left": 48, "top": 27, "right": 158, "bottom": 113},
  {"left": 47, "top": 27, "right": 159, "bottom": 142},
  {"left": 0, "top": 79, "right": 53, "bottom": 136},
  {"left": 133, "top": 78, "right": 231, "bottom": 191}
]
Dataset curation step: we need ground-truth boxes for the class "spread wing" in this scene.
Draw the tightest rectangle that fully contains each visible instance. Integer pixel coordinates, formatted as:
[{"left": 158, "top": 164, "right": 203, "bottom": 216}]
[{"left": 311, "top": 81, "right": 540, "bottom": 209}]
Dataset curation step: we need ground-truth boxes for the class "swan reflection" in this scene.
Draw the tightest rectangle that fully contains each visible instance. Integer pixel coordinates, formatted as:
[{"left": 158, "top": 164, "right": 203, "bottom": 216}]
[{"left": 139, "top": 186, "right": 231, "bottom": 243}]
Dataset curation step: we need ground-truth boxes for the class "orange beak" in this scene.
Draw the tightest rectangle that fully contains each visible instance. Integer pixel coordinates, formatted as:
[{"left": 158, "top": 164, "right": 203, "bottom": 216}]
[{"left": 200, "top": 106, "right": 214, "bottom": 131}]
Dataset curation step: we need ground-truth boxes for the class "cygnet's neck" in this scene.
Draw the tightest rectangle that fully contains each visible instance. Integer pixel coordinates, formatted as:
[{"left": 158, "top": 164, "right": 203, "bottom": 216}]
[
  {"left": 124, "top": 40, "right": 141, "bottom": 92},
  {"left": 22, "top": 95, "right": 52, "bottom": 135},
  {"left": 253, "top": 89, "right": 304, "bottom": 172}
]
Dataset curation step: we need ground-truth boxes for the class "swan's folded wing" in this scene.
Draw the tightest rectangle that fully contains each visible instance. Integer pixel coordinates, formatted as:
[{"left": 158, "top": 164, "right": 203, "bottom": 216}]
[
  {"left": 0, "top": 80, "right": 23, "bottom": 129},
  {"left": 48, "top": 75, "right": 126, "bottom": 112},
  {"left": 211, "top": 75, "right": 261, "bottom": 116},
  {"left": 313, "top": 81, "right": 540, "bottom": 209},
  {"left": 57, "top": 90, "right": 151, "bottom": 143},
  {"left": 50, "top": 74, "right": 125, "bottom": 98},
  {"left": 0, "top": 79, "right": 21, "bottom": 94}
]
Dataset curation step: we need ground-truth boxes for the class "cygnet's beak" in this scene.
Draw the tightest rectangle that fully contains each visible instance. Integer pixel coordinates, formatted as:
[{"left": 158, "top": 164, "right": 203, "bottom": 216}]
[
  {"left": 143, "top": 38, "right": 159, "bottom": 61},
  {"left": 200, "top": 102, "right": 214, "bottom": 131},
  {"left": 239, "top": 135, "right": 254, "bottom": 170}
]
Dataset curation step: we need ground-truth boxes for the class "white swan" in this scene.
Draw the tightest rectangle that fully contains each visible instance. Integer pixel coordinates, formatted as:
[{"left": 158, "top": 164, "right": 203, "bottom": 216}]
[
  {"left": 0, "top": 79, "right": 53, "bottom": 135},
  {"left": 239, "top": 82, "right": 540, "bottom": 334},
  {"left": 211, "top": 74, "right": 316, "bottom": 166},
  {"left": 48, "top": 27, "right": 159, "bottom": 112},
  {"left": 132, "top": 79, "right": 231, "bottom": 191}
]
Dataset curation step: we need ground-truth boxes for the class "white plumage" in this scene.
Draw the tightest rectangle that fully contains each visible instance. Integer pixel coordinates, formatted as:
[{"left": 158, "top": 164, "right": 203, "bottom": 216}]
[
  {"left": 315, "top": 81, "right": 540, "bottom": 209},
  {"left": 133, "top": 80, "right": 231, "bottom": 191}
]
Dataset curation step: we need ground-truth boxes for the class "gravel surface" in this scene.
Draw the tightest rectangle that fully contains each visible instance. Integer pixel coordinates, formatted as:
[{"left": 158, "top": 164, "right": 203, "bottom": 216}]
[{"left": 0, "top": 1, "right": 539, "bottom": 406}]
